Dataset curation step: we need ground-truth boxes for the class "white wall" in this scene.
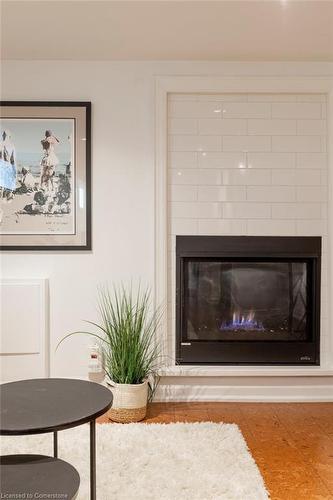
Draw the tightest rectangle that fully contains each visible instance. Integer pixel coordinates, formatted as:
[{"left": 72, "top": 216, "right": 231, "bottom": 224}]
[
  {"left": 1, "top": 61, "right": 333, "bottom": 399},
  {"left": 1, "top": 61, "right": 158, "bottom": 378}
]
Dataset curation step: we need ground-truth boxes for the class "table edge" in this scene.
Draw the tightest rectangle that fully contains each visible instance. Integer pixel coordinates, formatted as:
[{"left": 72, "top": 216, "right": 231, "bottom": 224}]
[{"left": 0, "top": 400, "right": 112, "bottom": 435}]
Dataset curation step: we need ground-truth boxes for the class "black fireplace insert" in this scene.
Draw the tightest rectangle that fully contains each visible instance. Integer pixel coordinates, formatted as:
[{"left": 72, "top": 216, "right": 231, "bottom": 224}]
[{"left": 176, "top": 236, "right": 321, "bottom": 365}]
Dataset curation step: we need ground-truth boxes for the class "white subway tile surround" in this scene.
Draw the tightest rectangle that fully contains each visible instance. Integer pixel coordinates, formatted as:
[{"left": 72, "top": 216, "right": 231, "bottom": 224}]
[
  {"left": 167, "top": 93, "right": 328, "bottom": 360},
  {"left": 168, "top": 93, "right": 327, "bottom": 240}
]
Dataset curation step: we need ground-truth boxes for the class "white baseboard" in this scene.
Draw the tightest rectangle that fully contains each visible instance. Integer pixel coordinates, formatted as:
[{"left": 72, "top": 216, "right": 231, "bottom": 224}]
[
  {"left": 7, "top": 375, "right": 330, "bottom": 403},
  {"left": 52, "top": 374, "right": 333, "bottom": 402},
  {"left": 155, "top": 378, "right": 333, "bottom": 402}
]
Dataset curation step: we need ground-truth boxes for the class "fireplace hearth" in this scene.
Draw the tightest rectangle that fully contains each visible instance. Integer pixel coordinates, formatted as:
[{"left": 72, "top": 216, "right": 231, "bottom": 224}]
[{"left": 176, "top": 236, "right": 321, "bottom": 365}]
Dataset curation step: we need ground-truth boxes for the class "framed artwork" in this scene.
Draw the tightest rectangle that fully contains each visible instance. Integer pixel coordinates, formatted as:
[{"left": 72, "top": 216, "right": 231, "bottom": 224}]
[{"left": 0, "top": 101, "right": 91, "bottom": 250}]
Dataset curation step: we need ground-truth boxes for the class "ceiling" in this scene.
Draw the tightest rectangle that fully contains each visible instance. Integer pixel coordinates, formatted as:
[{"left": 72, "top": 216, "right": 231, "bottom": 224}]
[{"left": 1, "top": 1, "right": 333, "bottom": 61}]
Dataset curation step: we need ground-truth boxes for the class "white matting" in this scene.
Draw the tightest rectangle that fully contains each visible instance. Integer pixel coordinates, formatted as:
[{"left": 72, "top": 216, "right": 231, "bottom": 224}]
[{"left": 0, "top": 423, "right": 269, "bottom": 500}]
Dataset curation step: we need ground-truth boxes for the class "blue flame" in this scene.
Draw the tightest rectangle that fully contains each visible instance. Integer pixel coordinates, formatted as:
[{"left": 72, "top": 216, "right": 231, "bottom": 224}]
[{"left": 220, "top": 310, "right": 264, "bottom": 331}]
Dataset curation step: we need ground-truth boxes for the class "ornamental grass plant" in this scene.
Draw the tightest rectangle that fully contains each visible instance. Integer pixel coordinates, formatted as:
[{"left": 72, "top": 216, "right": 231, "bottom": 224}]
[{"left": 59, "top": 285, "right": 163, "bottom": 397}]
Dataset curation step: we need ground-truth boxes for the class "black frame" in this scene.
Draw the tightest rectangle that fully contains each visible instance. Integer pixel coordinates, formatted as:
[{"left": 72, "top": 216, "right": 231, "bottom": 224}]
[
  {"left": 176, "top": 236, "right": 321, "bottom": 365},
  {"left": 0, "top": 101, "right": 92, "bottom": 251}
]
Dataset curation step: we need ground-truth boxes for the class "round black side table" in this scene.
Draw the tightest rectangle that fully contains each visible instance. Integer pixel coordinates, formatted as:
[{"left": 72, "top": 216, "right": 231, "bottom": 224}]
[
  {"left": 0, "top": 378, "right": 113, "bottom": 500},
  {"left": 1, "top": 454, "right": 80, "bottom": 499}
]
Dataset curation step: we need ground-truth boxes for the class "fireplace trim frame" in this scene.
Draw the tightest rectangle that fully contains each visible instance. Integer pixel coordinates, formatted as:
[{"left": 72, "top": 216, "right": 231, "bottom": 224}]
[{"left": 176, "top": 236, "right": 321, "bottom": 366}]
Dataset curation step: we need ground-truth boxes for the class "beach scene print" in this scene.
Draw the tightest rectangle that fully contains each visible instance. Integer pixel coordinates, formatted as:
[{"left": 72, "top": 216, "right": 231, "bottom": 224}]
[{"left": 0, "top": 118, "right": 75, "bottom": 235}]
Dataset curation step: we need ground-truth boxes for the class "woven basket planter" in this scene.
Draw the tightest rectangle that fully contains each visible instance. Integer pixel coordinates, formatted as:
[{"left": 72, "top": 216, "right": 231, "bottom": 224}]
[{"left": 107, "top": 380, "right": 148, "bottom": 423}]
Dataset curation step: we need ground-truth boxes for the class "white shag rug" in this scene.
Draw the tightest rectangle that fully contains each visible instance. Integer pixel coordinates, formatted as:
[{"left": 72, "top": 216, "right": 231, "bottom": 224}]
[{"left": 1, "top": 423, "right": 269, "bottom": 500}]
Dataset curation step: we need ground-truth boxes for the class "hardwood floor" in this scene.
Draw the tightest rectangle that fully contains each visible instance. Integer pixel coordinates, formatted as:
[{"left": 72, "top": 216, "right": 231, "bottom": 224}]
[{"left": 98, "top": 402, "right": 333, "bottom": 499}]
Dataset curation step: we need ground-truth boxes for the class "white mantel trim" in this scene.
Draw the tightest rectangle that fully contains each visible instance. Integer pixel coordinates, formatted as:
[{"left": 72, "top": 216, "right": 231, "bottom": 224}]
[
  {"left": 155, "top": 383, "right": 333, "bottom": 402},
  {"left": 159, "top": 366, "right": 333, "bottom": 377},
  {"left": 155, "top": 72, "right": 333, "bottom": 379}
]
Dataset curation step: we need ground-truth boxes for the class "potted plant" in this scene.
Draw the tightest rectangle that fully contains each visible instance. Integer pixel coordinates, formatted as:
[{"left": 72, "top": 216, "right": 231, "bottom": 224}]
[{"left": 59, "top": 285, "right": 163, "bottom": 423}]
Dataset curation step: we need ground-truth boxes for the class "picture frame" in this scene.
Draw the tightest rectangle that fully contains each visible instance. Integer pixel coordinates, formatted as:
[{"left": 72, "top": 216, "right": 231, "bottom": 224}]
[{"left": 0, "top": 101, "right": 91, "bottom": 250}]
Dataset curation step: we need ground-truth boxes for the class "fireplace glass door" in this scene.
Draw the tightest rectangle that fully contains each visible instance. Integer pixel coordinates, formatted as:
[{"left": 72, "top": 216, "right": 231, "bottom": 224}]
[{"left": 183, "top": 260, "right": 311, "bottom": 342}]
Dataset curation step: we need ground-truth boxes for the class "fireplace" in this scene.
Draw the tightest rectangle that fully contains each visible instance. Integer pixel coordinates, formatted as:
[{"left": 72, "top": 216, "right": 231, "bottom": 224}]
[{"left": 176, "top": 236, "right": 321, "bottom": 365}]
